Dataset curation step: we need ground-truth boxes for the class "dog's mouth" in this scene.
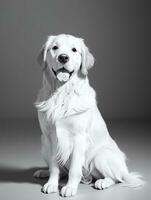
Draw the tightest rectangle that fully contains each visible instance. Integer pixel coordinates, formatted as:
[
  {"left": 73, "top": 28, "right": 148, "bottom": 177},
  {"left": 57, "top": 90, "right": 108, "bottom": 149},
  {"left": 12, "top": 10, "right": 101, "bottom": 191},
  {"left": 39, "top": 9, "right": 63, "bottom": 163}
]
[{"left": 52, "top": 67, "right": 74, "bottom": 82}]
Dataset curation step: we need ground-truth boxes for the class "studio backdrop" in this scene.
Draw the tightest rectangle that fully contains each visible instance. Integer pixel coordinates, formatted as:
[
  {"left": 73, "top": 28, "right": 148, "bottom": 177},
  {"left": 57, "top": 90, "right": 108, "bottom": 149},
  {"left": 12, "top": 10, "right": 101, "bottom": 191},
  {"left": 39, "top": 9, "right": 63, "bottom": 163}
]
[{"left": 0, "top": 0, "right": 150, "bottom": 120}]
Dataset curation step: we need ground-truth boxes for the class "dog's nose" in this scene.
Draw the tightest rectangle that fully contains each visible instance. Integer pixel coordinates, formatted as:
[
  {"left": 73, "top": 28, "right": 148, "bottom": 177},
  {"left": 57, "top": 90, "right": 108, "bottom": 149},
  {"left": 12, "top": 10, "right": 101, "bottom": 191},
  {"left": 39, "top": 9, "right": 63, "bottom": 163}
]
[{"left": 58, "top": 54, "right": 69, "bottom": 64}]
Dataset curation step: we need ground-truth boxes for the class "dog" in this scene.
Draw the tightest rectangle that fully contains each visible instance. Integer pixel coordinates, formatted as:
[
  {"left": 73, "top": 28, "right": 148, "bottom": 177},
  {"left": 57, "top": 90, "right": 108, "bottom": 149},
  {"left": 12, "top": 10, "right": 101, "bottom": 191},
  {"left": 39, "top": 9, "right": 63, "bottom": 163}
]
[{"left": 34, "top": 34, "right": 144, "bottom": 197}]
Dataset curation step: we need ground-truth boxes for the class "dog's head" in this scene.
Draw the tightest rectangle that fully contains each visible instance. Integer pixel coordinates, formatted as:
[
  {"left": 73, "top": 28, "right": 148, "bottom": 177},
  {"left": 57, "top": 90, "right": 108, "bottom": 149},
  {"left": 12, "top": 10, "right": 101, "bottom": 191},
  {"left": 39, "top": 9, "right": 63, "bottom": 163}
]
[{"left": 38, "top": 34, "right": 94, "bottom": 82}]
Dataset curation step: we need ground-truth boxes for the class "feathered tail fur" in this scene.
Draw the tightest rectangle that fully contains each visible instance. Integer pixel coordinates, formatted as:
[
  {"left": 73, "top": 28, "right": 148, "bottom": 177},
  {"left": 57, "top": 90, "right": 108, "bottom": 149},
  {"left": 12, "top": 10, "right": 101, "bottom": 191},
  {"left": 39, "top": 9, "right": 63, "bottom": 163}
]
[{"left": 120, "top": 172, "right": 145, "bottom": 188}]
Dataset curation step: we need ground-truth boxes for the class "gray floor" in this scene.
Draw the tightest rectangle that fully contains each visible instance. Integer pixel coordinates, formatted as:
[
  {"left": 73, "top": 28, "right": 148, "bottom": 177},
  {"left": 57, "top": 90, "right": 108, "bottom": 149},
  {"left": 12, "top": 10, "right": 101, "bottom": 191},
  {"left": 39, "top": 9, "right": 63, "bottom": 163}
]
[{"left": 0, "top": 119, "right": 150, "bottom": 200}]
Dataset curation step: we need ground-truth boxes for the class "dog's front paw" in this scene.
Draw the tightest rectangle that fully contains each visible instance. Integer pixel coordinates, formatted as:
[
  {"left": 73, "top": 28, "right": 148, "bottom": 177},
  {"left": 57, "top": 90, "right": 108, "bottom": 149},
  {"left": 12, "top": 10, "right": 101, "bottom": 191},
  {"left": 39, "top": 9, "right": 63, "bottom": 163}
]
[
  {"left": 42, "top": 181, "right": 58, "bottom": 194},
  {"left": 61, "top": 185, "right": 77, "bottom": 197},
  {"left": 33, "top": 169, "right": 49, "bottom": 179}
]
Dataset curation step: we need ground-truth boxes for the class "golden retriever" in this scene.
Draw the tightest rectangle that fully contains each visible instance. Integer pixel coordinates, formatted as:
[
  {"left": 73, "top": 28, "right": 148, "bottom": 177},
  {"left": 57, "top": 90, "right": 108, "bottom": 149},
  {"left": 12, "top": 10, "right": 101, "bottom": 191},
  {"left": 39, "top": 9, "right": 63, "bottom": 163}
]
[{"left": 34, "top": 34, "right": 144, "bottom": 197}]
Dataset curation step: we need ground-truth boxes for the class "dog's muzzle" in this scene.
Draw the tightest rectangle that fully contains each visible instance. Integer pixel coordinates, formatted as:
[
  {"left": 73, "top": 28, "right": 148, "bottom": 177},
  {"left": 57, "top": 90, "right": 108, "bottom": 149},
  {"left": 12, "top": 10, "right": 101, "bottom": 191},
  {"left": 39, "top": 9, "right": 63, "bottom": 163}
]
[{"left": 52, "top": 67, "right": 74, "bottom": 82}]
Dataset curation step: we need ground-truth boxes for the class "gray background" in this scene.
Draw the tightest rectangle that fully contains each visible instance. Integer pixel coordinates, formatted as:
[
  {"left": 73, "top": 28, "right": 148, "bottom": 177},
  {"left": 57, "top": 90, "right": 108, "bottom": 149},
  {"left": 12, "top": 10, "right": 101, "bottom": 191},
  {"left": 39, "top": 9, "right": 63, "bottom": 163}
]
[
  {"left": 0, "top": 0, "right": 151, "bottom": 120},
  {"left": 0, "top": 1, "right": 151, "bottom": 200}
]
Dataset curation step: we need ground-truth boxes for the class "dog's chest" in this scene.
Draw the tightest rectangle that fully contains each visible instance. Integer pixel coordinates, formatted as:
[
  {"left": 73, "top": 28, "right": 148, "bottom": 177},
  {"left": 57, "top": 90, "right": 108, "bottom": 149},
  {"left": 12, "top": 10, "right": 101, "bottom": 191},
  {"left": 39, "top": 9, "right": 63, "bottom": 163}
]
[
  {"left": 36, "top": 78, "right": 96, "bottom": 123},
  {"left": 36, "top": 79, "right": 96, "bottom": 164},
  {"left": 52, "top": 119, "right": 75, "bottom": 165},
  {"left": 54, "top": 121, "right": 82, "bottom": 166}
]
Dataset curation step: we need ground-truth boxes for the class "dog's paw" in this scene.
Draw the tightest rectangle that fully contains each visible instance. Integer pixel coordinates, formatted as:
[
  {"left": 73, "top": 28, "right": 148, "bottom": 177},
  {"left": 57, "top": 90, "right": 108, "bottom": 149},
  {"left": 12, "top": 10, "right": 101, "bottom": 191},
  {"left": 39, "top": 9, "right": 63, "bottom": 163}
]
[
  {"left": 60, "top": 185, "right": 77, "bottom": 197},
  {"left": 42, "top": 182, "right": 58, "bottom": 194},
  {"left": 94, "top": 177, "right": 115, "bottom": 190},
  {"left": 33, "top": 169, "right": 49, "bottom": 179}
]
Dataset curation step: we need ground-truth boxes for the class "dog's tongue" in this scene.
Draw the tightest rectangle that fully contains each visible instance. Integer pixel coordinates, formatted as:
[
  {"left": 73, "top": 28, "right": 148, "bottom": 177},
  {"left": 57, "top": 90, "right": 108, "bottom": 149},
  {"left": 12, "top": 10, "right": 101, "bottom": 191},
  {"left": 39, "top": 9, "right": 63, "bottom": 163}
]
[{"left": 57, "top": 72, "right": 70, "bottom": 82}]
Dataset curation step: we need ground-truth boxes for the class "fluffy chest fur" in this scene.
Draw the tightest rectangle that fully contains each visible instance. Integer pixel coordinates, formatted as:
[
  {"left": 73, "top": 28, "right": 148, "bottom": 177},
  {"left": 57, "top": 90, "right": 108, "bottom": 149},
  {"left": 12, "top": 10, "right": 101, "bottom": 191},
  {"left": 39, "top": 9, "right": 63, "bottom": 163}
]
[
  {"left": 36, "top": 75, "right": 96, "bottom": 123},
  {"left": 35, "top": 75, "right": 96, "bottom": 166}
]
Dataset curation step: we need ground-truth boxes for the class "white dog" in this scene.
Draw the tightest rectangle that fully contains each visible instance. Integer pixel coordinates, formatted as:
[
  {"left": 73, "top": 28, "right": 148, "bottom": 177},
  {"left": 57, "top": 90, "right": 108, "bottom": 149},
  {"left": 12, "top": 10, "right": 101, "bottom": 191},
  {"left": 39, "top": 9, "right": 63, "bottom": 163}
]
[{"left": 34, "top": 34, "right": 144, "bottom": 197}]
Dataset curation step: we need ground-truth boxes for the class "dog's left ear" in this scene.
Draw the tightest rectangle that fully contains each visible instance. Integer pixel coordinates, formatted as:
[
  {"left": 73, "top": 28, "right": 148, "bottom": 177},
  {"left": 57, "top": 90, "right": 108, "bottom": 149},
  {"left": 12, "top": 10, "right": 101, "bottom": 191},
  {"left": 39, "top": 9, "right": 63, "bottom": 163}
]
[
  {"left": 37, "top": 35, "right": 56, "bottom": 68},
  {"left": 80, "top": 39, "right": 95, "bottom": 76}
]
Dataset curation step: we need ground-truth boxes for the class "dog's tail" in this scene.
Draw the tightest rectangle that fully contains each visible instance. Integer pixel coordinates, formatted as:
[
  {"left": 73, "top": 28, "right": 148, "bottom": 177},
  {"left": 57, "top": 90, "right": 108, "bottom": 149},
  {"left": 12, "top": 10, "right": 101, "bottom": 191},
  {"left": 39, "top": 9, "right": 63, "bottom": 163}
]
[{"left": 120, "top": 172, "right": 145, "bottom": 188}]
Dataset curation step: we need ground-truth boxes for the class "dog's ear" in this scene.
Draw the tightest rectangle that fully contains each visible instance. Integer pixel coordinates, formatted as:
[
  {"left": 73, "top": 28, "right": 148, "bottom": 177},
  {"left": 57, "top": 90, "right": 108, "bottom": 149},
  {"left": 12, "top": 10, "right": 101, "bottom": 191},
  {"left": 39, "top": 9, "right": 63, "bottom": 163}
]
[
  {"left": 37, "top": 45, "right": 45, "bottom": 67},
  {"left": 37, "top": 35, "right": 55, "bottom": 68},
  {"left": 80, "top": 39, "right": 95, "bottom": 76}
]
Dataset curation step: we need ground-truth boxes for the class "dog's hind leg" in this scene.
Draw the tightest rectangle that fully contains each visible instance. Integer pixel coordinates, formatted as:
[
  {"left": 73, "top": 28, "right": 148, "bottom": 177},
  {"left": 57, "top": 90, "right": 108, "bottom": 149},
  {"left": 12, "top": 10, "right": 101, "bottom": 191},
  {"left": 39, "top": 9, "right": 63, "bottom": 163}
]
[
  {"left": 95, "top": 177, "right": 115, "bottom": 189},
  {"left": 93, "top": 146, "right": 129, "bottom": 190},
  {"left": 33, "top": 169, "right": 49, "bottom": 179},
  {"left": 93, "top": 145, "right": 144, "bottom": 189}
]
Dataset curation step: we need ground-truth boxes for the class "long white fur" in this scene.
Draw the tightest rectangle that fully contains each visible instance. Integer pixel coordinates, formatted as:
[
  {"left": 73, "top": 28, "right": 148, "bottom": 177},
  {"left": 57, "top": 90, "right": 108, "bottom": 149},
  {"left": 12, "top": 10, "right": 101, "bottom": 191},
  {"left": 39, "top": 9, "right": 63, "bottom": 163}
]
[{"left": 35, "top": 34, "right": 144, "bottom": 197}]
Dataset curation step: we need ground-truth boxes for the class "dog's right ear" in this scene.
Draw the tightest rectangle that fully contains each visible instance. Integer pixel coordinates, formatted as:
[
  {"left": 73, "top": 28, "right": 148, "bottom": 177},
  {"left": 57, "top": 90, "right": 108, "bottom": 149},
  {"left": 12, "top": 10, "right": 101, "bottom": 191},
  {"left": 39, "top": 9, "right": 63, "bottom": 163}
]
[{"left": 37, "top": 35, "right": 56, "bottom": 68}]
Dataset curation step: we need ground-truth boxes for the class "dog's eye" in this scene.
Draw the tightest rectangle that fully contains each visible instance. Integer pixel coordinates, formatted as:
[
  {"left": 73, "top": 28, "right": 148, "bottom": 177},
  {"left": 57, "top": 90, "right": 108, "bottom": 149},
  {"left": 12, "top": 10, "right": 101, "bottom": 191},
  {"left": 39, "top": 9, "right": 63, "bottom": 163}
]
[
  {"left": 72, "top": 48, "right": 77, "bottom": 52},
  {"left": 52, "top": 46, "right": 58, "bottom": 50}
]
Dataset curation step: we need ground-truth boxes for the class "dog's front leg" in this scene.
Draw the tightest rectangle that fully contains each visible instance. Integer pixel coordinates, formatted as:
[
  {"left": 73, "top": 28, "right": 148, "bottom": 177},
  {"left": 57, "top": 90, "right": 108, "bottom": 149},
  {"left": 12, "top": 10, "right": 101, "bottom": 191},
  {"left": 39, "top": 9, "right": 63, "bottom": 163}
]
[
  {"left": 61, "top": 136, "right": 85, "bottom": 197},
  {"left": 42, "top": 160, "right": 59, "bottom": 193},
  {"left": 42, "top": 136, "right": 60, "bottom": 194}
]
